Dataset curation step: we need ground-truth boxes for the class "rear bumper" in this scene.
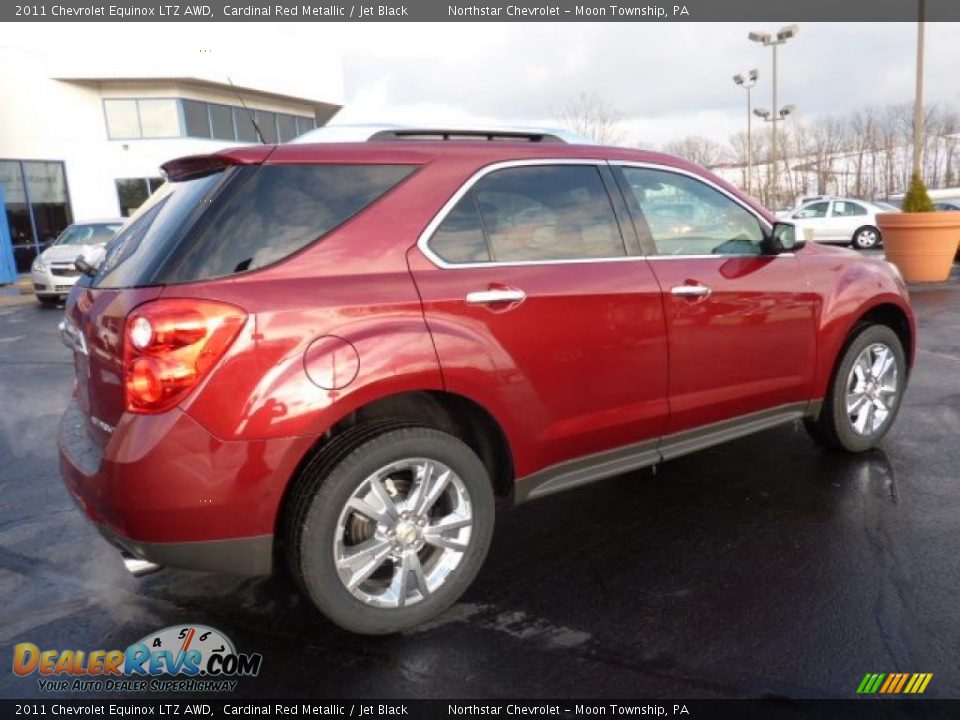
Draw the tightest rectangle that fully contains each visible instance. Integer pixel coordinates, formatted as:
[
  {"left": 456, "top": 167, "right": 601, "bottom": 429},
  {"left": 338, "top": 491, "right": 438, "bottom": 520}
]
[
  {"left": 96, "top": 523, "right": 272, "bottom": 575},
  {"left": 58, "top": 397, "right": 302, "bottom": 575}
]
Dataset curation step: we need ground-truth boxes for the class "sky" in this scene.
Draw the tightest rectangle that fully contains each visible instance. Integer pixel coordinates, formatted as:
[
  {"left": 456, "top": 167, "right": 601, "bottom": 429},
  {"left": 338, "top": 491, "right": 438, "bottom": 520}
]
[{"left": 8, "top": 21, "right": 960, "bottom": 148}]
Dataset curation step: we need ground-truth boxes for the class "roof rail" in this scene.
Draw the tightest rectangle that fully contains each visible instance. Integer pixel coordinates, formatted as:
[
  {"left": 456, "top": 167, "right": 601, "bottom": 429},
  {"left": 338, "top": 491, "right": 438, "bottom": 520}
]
[
  {"left": 369, "top": 128, "right": 566, "bottom": 143},
  {"left": 290, "top": 123, "right": 593, "bottom": 145}
]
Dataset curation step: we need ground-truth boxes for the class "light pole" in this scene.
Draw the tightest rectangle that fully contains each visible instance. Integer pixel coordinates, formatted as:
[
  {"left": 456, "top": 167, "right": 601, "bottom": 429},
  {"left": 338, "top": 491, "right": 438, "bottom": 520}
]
[
  {"left": 733, "top": 69, "right": 758, "bottom": 195},
  {"left": 748, "top": 24, "right": 799, "bottom": 205},
  {"left": 913, "top": 0, "right": 925, "bottom": 176},
  {"left": 753, "top": 105, "right": 796, "bottom": 199}
]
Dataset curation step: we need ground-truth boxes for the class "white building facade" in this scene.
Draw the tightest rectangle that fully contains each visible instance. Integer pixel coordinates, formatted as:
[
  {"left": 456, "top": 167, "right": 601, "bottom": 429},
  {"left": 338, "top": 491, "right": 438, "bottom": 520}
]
[{"left": 0, "top": 43, "right": 343, "bottom": 271}]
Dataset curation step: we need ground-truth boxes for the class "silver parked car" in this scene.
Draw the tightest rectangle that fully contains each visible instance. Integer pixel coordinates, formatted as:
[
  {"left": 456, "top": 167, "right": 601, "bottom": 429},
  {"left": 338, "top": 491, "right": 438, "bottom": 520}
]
[
  {"left": 786, "top": 198, "right": 897, "bottom": 250},
  {"left": 31, "top": 219, "right": 123, "bottom": 306}
]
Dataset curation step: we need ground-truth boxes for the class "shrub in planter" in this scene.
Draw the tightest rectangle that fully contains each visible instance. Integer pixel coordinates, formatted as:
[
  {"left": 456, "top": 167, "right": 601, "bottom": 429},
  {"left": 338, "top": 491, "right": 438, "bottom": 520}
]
[{"left": 878, "top": 172, "right": 960, "bottom": 282}]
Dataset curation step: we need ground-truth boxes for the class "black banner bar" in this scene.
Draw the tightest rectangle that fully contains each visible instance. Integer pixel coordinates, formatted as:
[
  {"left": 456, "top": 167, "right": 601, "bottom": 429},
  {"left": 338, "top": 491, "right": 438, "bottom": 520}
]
[
  {"left": 2, "top": 699, "right": 958, "bottom": 719},
  {"left": 5, "top": 0, "right": 960, "bottom": 23}
]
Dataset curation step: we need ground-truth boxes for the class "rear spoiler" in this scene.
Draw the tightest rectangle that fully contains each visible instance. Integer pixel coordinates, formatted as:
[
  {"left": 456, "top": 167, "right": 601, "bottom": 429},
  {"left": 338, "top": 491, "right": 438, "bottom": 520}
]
[{"left": 161, "top": 146, "right": 273, "bottom": 182}]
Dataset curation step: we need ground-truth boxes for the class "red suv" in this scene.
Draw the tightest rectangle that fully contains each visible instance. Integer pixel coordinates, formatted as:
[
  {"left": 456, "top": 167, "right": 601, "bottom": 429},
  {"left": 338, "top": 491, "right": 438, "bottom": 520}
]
[{"left": 59, "top": 129, "right": 914, "bottom": 634}]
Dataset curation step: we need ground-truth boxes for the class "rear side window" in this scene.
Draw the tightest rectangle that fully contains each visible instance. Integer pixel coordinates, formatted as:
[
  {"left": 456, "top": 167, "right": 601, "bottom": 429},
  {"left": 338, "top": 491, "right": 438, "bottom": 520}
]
[
  {"left": 428, "top": 164, "right": 625, "bottom": 264},
  {"left": 165, "top": 164, "right": 417, "bottom": 282}
]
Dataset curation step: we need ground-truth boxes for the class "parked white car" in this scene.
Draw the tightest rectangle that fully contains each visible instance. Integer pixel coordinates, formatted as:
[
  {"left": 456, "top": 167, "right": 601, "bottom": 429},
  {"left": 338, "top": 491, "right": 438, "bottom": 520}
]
[
  {"left": 31, "top": 219, "right": 123, "bottom": 306},
  {"left": 786, "top": 198, "right": 896, "bottom": 250}
]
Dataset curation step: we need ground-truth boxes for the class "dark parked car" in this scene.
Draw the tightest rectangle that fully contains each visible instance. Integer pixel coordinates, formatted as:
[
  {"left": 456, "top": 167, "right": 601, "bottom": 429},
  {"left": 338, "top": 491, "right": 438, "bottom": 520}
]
[{"left": 59, "top": 128, "right": 915, "bottom": 634}]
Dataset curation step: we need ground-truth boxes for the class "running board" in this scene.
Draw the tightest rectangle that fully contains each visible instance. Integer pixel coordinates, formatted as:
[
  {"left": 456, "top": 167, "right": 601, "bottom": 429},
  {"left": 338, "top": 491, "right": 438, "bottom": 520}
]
[{"left": 516, "top": 402, "right": 813, "bottom": 503}]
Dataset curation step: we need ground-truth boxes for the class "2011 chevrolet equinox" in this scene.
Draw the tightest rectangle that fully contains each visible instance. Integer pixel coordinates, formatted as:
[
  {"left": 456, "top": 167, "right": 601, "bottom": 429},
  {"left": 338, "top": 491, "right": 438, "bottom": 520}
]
[{"left": 59, "top": 127, "right": 915, "bottom": 634}]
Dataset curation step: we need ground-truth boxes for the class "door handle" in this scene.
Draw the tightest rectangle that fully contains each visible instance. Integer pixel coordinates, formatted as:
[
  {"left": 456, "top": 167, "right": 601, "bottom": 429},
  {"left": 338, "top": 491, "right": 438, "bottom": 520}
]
[
  {"left": 465, "top": 288, "right": 526, "bottom": 305},
  {"left": 670, "top": 284, "right": 712, "bottom": 298}
]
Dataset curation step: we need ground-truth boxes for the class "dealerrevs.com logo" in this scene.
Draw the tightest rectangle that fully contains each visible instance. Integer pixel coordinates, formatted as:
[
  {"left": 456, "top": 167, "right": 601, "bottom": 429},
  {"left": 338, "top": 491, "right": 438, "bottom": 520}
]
[{"left": 12, "top": 625, "right": 262, "bottom": 693}]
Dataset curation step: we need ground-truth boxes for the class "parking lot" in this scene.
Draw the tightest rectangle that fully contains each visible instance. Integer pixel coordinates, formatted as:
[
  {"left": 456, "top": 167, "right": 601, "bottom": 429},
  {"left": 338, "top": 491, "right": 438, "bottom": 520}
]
[{"left": 1, "top": 275, "right": 959, "bottom": 700}]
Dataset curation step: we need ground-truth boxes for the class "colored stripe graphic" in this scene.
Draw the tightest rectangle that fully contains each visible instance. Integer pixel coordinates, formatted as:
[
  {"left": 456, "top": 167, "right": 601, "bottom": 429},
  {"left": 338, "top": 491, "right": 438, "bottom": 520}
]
[{"left": 857, "top": 672, "right": 932, "bottom": 694}]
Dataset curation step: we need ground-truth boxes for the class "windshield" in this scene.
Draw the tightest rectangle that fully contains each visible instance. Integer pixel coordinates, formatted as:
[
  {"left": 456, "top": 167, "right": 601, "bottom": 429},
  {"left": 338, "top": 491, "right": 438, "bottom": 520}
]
[{"left": 54, "top": 223, "right": 121, "bottom": 246}]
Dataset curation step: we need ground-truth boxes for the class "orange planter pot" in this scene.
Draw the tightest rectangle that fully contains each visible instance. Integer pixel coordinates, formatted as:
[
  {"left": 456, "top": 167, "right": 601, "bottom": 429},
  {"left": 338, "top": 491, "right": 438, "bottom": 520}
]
[{"left": 877, "top": 211, "right": 960, "bottom": 283}]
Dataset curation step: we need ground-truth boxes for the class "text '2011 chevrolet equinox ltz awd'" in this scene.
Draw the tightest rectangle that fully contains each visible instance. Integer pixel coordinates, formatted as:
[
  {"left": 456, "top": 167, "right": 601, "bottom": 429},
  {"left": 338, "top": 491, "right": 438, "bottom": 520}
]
[{"left": 59, "top": 128, "right": 915, "bottom": 634}]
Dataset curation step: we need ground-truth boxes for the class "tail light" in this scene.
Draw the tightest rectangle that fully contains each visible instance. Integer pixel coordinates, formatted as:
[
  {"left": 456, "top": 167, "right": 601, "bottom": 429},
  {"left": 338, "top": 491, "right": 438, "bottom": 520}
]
[{"left": 124, "top": 299, "right": 247, "bottom": 414}]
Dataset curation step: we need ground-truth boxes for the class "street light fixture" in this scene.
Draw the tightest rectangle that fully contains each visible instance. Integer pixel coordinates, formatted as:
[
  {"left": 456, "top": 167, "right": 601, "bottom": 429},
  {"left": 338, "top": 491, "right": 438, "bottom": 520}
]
[
  {"left": 733, "top": 68, "right": 759, "bottom": 194},
  {"left": 748, "top": 24, "right": 799, "bottom": 203}
]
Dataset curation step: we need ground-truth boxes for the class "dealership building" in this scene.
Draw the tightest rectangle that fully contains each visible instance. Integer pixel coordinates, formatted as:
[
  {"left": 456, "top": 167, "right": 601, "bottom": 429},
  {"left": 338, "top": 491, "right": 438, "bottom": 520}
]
[{"left": 0, "top": 43, "right": 343, "bottom": 271}]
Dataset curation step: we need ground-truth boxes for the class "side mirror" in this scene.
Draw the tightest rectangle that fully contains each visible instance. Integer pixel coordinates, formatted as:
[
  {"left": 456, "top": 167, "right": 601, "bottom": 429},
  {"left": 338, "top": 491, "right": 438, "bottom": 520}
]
[
  {"left": 74, "top": 256, "right": 98, "bottom": 278},
  {"left": 766, "top": 222, "right": 805, "bottom": 254}
]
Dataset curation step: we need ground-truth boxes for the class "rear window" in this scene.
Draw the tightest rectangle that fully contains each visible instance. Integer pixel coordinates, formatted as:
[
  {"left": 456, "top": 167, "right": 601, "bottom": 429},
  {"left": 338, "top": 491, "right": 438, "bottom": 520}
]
[
  {"left": 164, "top": 164, "right": 416, "bottom": 283},
  {"left": 92, "top": 164, "right": 416, "bottom": 287},
  {"left": 93, "top": 172, "right": 225, "bottom": 288}
]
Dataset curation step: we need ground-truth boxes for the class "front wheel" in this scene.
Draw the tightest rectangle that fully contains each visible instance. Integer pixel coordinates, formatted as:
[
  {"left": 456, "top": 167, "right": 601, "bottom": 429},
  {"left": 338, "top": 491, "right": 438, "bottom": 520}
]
[
  {"left": 289, "top": 426, "right": 495, "bottom": 634},
  {"left": 852, "top": 225, "right": 881, "bottom": 250},
  {"left": 804, "top": 324, "right": 906, "bottom": 452}
]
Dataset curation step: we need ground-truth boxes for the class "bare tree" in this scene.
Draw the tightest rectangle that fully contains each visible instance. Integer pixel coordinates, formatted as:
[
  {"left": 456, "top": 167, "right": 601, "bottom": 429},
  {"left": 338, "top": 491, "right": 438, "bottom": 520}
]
[
  {"left": 562, "top": 92, "right": 625, "bottom": 145},
  {"left": 663, "top": 135, "right": 726, "bottom": 168}
]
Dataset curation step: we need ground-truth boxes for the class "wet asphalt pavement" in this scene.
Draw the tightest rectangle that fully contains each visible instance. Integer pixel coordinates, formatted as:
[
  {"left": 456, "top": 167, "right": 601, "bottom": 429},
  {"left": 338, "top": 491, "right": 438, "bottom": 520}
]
[{"left": 1, "top": 281, "right": 959, "bottom": 701}]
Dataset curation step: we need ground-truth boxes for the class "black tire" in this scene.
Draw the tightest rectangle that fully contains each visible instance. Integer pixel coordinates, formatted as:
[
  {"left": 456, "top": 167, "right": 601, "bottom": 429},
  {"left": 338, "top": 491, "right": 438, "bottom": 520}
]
[
  {"left": 804, "top": 324, "right": 906, "bottom": 452},
  {"left": 37, "top": 296, "right": 61, "bottom": 307},
  {"left": 852, "top": 225, "right": 881, "bottom": 250},
  {"left": 288, "top": 426, "right": 494, "bottom": 634}
]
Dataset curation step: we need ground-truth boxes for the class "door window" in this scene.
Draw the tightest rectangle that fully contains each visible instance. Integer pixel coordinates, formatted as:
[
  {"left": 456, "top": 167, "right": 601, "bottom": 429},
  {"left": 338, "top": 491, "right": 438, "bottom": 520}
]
[
  {"left": 428, "top": 164, "right": 625, "bottom": 264},
  {"left": 793, "top": 201, "right": 830, "bottom": 219},
  {"left": 620, "top": 167, "right": 764, "bottom": 256},
  {"left": 832, "top": 201, "right": 868, "bottom": 217}
]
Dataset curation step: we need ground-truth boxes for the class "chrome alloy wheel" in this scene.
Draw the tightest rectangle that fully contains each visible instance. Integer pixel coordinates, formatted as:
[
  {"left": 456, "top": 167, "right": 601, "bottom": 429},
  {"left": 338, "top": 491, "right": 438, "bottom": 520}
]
[
  {"left": 846, "top": 342, "right": 899, "bottom": 436},
  {"left": 333, "top": 458, "right": 473, "bottom": 608}
]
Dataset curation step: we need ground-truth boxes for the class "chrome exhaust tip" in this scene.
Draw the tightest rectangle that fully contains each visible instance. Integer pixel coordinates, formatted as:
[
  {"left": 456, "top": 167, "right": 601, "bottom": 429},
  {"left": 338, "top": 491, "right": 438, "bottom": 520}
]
[{"left": 122, "top": 554, "right": 162, "bottom": 577}]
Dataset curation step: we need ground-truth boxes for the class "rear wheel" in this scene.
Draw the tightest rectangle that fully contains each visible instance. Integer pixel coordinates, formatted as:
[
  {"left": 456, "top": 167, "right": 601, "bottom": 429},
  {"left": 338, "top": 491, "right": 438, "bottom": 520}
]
[
  {"left": 288, "top": 426, "right": 494, "bottom": 634},
  {"left": 804, "top": 324, "right": 905, "bottom": 452},
  {"left": 852, "top": 225, "right": 881, "bottom": 250}
]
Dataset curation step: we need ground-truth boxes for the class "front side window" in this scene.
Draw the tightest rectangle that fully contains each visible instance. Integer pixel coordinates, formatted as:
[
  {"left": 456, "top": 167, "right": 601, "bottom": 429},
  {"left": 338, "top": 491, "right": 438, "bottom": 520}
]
[
  {"left": 428, "top": 164, "right": 625, "bottom": 264},
  {"left": 793, "top": 201, "right": 830, "bottom": 219},
  {"left": 832, "top": 201, "right": 867, "bottom": 217},
  {"left": 620, "top": 167, "right": 764, "bottom": 256}
]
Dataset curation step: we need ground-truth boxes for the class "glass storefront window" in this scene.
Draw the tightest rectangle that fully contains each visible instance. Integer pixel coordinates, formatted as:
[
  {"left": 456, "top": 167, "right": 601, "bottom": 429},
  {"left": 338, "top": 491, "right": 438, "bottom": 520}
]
[
  {"left": 138, "top": 99, "right": 181, "bottom": 138},
  {"left": 210, "top": 103, "right": 235, "bottom": 141},
  {"left": 24, "top": 161, "right": 71, "bottom": 246},
  {"left": 116, "top": 177, "right": 165, "bottom": 217},
  {"left": 183, "top": 99, "right": 212, "bottom": 139},
  {"left": 277, "top": 114, "right": 298, "bottom": 143},
  {"left": 254, "top": 110, "right": 278, "bottom": 144},
  {"left": 0, "top": 159, "right": 72, "bottom": 272},
  {"left": 234, "top": 108, "right": 259, "bottom": 143},
  {"left": 104, "top": 99, "right": 141, "bottom": 139}
]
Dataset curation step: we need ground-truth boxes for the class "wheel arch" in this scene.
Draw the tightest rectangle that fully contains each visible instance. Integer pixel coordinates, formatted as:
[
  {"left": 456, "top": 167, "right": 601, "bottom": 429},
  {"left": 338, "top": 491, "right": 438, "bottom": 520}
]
[
  {"left": 275, "top": 389, "right": 516, "bottom": 552},
  {"left": 813, "top": 300, "right": 915, "bottom": 406}
]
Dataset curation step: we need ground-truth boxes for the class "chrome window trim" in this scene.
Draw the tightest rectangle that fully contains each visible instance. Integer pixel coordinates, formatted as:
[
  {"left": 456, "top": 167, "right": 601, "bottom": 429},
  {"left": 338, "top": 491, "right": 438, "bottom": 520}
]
[
  {"left": 417, "top": 158, "right": 635, "bottom": 270},
  {"left": 417, "top": 158, "right": 791, "bottom": 269},
  {"left": 614, "top": 160, "right": 774, "bottom": 232},
  {"left": 614, "top": 160, "right": 787, "bottom": 260}
]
